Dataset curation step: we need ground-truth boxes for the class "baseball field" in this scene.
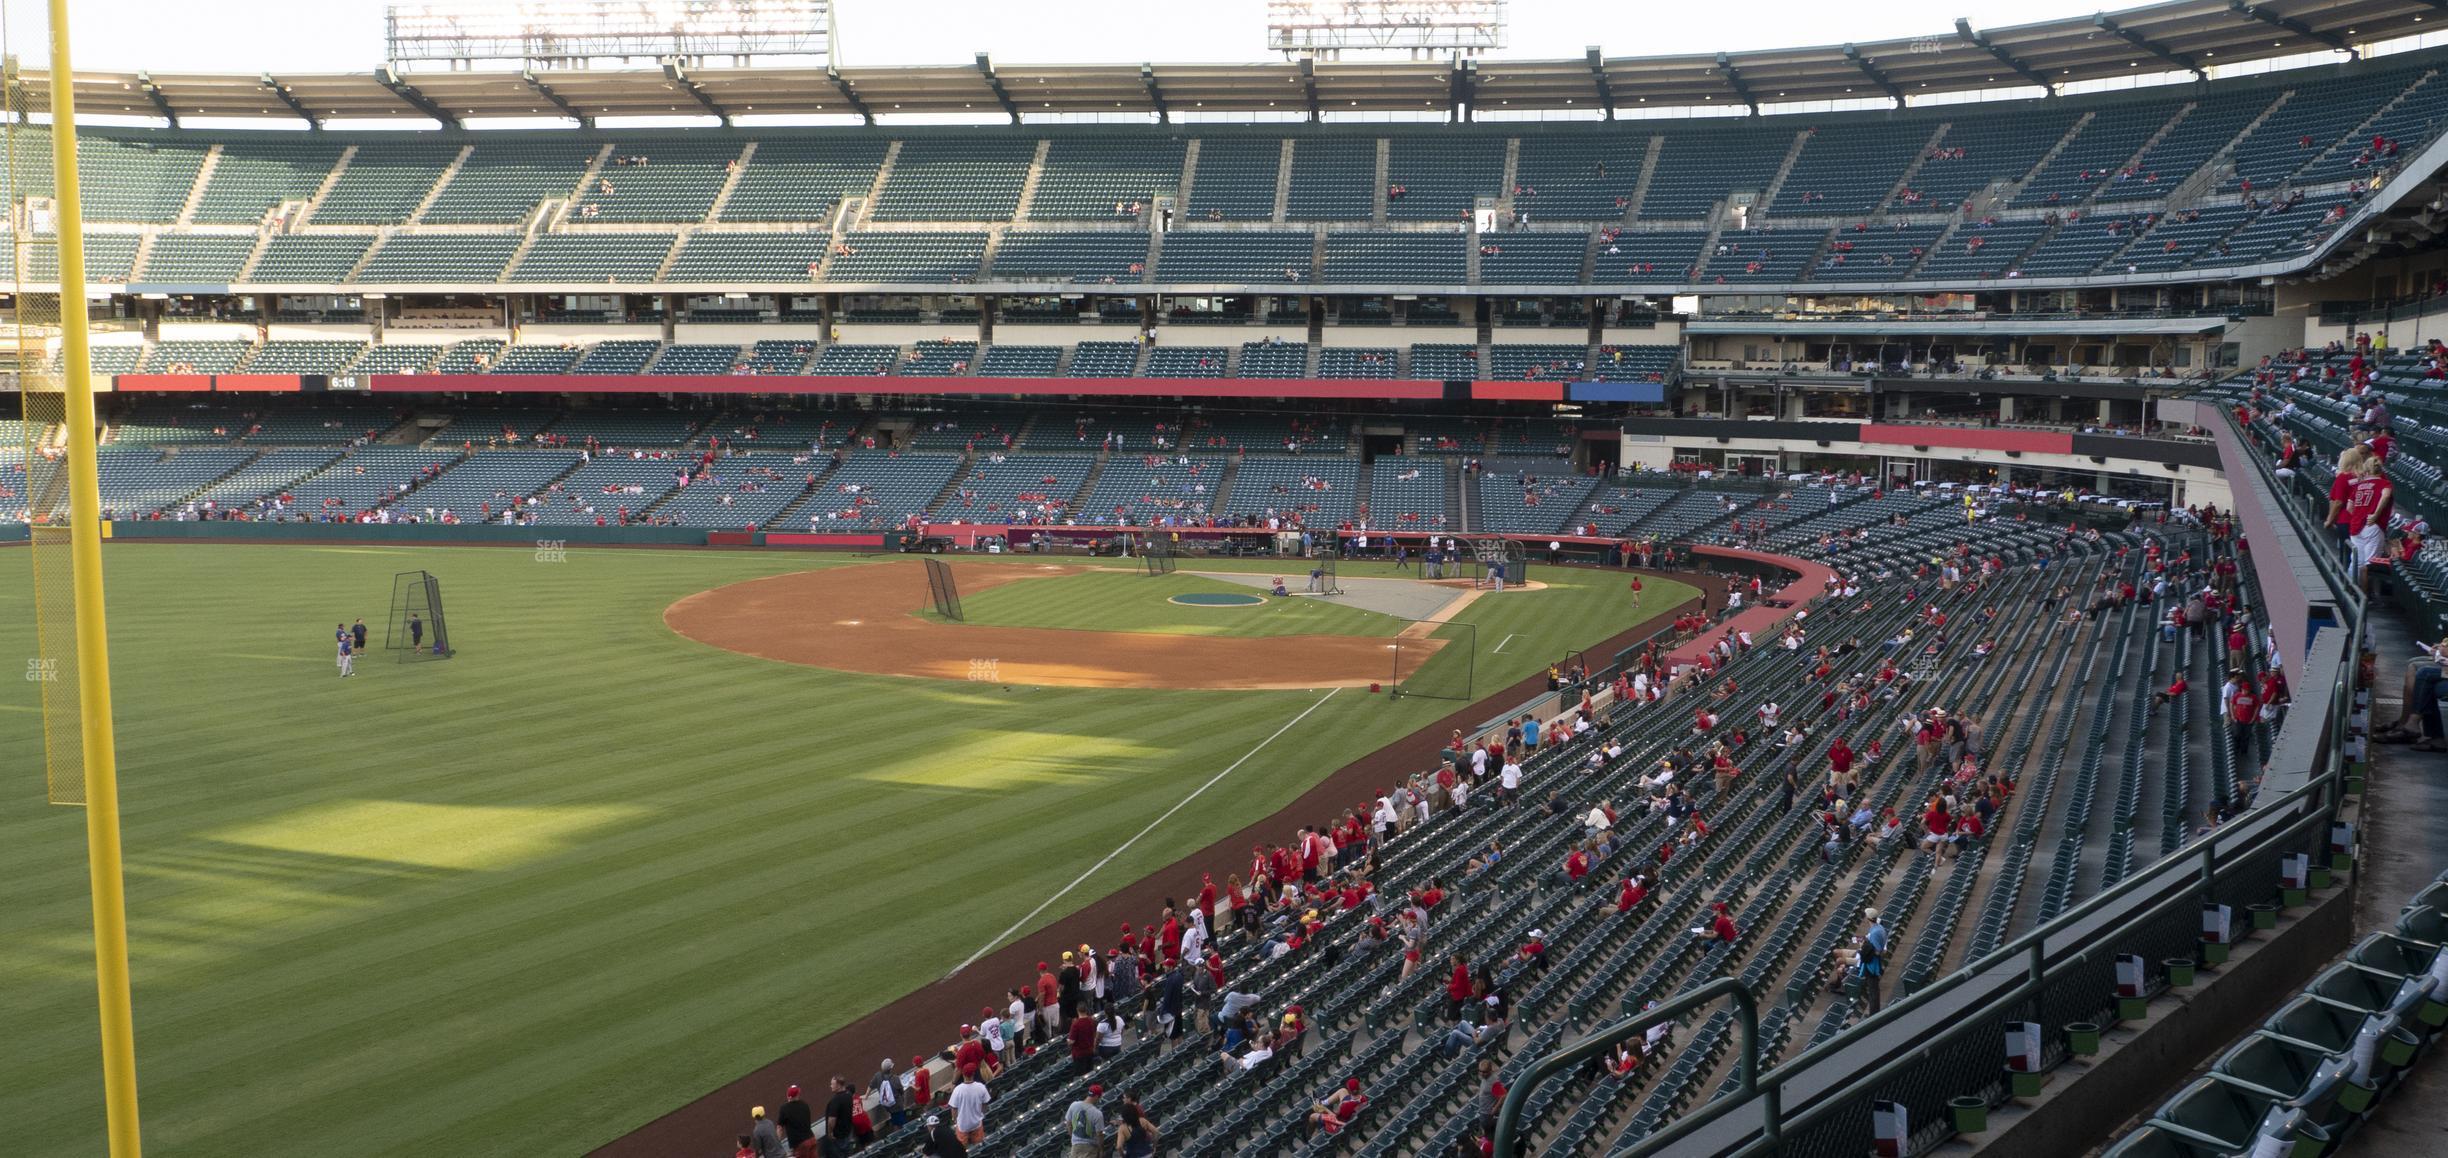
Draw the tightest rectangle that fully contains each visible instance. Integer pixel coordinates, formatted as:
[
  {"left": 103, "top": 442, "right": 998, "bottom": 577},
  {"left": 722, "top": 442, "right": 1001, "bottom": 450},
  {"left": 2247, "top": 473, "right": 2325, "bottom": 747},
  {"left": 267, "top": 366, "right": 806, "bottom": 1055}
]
[{"left": 0, "top": 542, "right": 1690, "bottom": 1157}]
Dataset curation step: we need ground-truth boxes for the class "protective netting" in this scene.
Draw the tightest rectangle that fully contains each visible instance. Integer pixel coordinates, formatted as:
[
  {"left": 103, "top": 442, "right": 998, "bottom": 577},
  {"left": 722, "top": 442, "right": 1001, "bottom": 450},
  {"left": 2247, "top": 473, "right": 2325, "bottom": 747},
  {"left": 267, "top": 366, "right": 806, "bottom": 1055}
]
[{"left": 8, "top": 53, "right": 86, "bottom": 804}]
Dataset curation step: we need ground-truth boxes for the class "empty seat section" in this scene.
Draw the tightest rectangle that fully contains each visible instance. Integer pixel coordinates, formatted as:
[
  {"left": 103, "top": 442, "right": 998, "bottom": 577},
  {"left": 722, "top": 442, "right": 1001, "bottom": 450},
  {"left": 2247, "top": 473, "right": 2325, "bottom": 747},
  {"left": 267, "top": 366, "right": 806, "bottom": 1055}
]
[
  {"left": 189, "top": 448, "right": 345, "bottom": 511},
  {"left": 424, "top": 141, "right": 600, "bottom": 224},
  {"left": 1325, "top": 233, "right": 1464, "bottom": 283},
  {"left": 1487, "top": 420, "right": 1583, "bottom": 456},
  {"left": 2016, "top": 215, "right": 2142, "bottom": 277},
  {"left": 2013, "top": 101, "right": 2183, "bottom": 207},
  {"left": 1489, "top": 343, "right": 1586, "bottom": 381},
  {"left": 284, "top": 447, "right": 462, "bottom": 516},
  {"left": 870, "top": 138, "right": 1035, "bottom": 221},
  {"left": 2094, "top": 93, "right": 2268, "bottom": 204},
  {"left": 1368, "top": 456, "right": 1446, "bottom": 526},
  {"left": 527, "top": 457, "right": 687, "bottom": 524},
  {"left": 1156, "top": 230, "right": 1313, "bottom": 283},
  {"left": 1145, "top": 347, "right": 1231, "bottom": 377},
  {"left": 741, "top": 340, "right": 818, "bottom": 374},
  {"left": 1237, "top": 341, "right": 1307, "bottom": 378},
  {"left": 993, "top": 231, "right": 1149, "bottom": 283},
  {"left": 548, "top": 409, "right": 702, "bottom": 446},
  {"left": 112, "top": 399, "right": 243, "bottom": 443},
  {"left": 87, "top": 344, "right": 146, "bottom": 376},
  {"left": 718, "top": 138, "right": 889, "bottom": 222},
  {"left": 652, "top": 457, "right": 817, "bottom": 528},
  {"left": 193, "top": 140, "right": 347, "bottom": 224},
  {"left": 1707, "top": 228, "right": 1825, "bottom": 284},
  {"left": 1644, "top": 125, "right": 1791, "bottom": 218},
  {"left": 1590, "top": 344, "right": 1677, "bottom": 382},
  {"left": 245, "top": 340, "right": 368, "bottom": 375},
  {"left": 811, "top": 344, "right": 898, "bottom": 375},
  {"left": 2221, "top": 198, "right": 2348, "bottom": 263},
  {"left": 650, "top": 344, "right": 744, "bottom": 375},
  {"left": 489, "top": 344, "right": 583, "bottom": 374},
  {"left": 1771, "top": 124, "right": 1925, "bottom": 215},
  {"left": 143, "top": 339, "right": 255, "bottom": 373},
  {"left": 1812, "top": 224, "right": 1946, "bottom": 282},
  {"left": 1076, "top": 453, "right": 1223, "bottom": 524},
  {"left": 1386, "top": 135, "right": 1505, "bottom": 220},
  {"left": 140, "top": 234, "right": 255, "bottom": 283},
  {"left": 356, "top": 234, "right": 522, "bottom": 283},
  {"left": 1318, "top": 347, "right": 1399, "bottom": 378},
  {"left": 825, "top": 232, "right": 987, "bottom": 282},
  {"left": 237, "top": 402, "right": 399, "bottom": 444},
  {"left": 313, "top": 143, "right": 461, "bottom": 224},
  {"left": 1908, "top": 109, "right": 2081, "bottom": 208},
  {"left": 2224, "top": 70, "right": 2418, "bottom": 192},
  {"left": 1185, "top": 138, "right": 1283, "bottom": 220},
  {"left": 901, "top": 340, "right": 978, "bottom": 375},
  {"left": 1029, "top": 138, "right": 1185, "bottom": 220},
  {"left": 570, "top": 340, "right": 664, "bottom": 374},
  {"left": 510, "top": 233, "right": 676, "bottom": 283},
  {"left": 1480, "top": 233, "right": 1591, "bottom": 286},
  {"left": 1184, "top": 413, "right": 1347, "bottom": 454},
  {"left": 351, "top": 343, "right": 448, "bottom": 374},
  {"left": 248, "top": 235, "right": 372, "bottom": 282},
  {"left": 1286, "top": 138, "right": 1377, "bottom": 220},
  {"left": 75, "top": 135, "right": 210, "bottom": 223},
  {"left": 1590, "top": 230, "right": 1706, "bottom": 284},
  {"left": 1511, "top": 132, "right": 1649, "bottom": 220},
  {"left": 433, "top": 339, "right": 510, "bottom": 374},
  {"left": 970, "top": 345, "right": 1057, "bottom": 377},
  {"left": 1221, "top": 456, "right": 1357, "bottom": 524},
  {"left": 571, "top": 140, "right": 742, "bottom": 222},
  {"left": 21, "top": 234, "right": 141, "bottom": 283},
  {"left": 2295, "top": 73, "right": 2448, "bottom": 186},
  {"left": 83, "top": 447, "right": 253, "bottom": 517},
  {"left": 710, "top": 408, "right": 865, "bottom": 448},
  {"left": 2117, "top": 205, "right": 2257, "bottom": 273},
  {"left": 666, "top": 233, "right": 830, "bottom": 282},
  {"left": 1409, "top": 344, "right": 1480, "bottom": 379},
  {"left": 939, "top": 453, "right": 1093, "bottom": 522},
  {"left": 406, "top": 451, "right": 583, "bottom": 519},
  {"left": 1067, "top": 341, "right": 1143, "bottom": 377},
  {"left": 1916, "top": 218, "right": 2048, "bottom": 279},
  {"left": 798, "top": 452, "right": 962, "bottom": 528},
  {"left": 1475, "top": 469, "right": 1598, "bottom": 534}
]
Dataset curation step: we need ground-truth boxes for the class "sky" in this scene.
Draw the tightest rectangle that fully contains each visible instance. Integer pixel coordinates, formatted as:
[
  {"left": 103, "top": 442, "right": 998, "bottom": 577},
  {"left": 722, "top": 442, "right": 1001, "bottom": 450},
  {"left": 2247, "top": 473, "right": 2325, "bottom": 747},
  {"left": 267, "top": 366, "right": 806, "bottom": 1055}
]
[{"left": 7, "top": 0, "right": 2137, "bottom": 72}]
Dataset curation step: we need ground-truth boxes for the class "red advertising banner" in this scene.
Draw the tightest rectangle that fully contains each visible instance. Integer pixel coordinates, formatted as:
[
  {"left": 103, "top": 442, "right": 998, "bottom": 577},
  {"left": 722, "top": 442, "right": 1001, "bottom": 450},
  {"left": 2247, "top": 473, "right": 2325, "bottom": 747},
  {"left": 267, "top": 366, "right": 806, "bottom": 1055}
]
[
  {"left": 1856, "top": 424, "right": 2072, "bottom": 455},
  {"left": 763, "top": 531, "right": 888, "bottom": 548},
  {"left": 212, "top": 374, "right": 304, "bottom": 393},
  {"left": 1471, "top": 380, "right": 1565, "bottom": 402},
  {"left": 367, "top": 374, "right": 1450, "bottom": 400},
  {"left": 111, "top": 374, "right": 214, "bottom": 392}
]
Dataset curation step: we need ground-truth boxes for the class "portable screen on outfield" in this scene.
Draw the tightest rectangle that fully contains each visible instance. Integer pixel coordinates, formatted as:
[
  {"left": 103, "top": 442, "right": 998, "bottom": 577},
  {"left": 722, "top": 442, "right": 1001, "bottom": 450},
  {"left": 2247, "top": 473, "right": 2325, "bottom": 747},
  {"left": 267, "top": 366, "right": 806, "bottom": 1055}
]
[
  {"left": 1143, "top": 545, "right": 1177, "bottom": 577},
  {"left": 921, "top": 557, "right": 964, "bottom": 621},
  {"left": 386, "top": 570, "right": 454, "bottom": 660}
]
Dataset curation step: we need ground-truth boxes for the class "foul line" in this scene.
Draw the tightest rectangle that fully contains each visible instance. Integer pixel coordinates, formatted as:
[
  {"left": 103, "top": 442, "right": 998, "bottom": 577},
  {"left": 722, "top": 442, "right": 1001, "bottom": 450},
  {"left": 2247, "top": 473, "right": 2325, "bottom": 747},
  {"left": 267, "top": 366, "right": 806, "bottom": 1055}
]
[
  {"left": 1492, "top": 632, "right": 1518, "bottom": 654},
  {"left": 944, "top": 686, "right": 1343, "bottom": 978}
]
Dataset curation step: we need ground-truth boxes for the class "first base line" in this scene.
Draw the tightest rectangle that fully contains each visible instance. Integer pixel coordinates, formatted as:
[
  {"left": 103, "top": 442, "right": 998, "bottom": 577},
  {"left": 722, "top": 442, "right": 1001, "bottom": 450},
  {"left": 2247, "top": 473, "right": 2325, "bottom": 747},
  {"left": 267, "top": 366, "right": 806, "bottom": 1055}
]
[{"left": 943, "top": 686, "right": 1343, "bottom": 978}]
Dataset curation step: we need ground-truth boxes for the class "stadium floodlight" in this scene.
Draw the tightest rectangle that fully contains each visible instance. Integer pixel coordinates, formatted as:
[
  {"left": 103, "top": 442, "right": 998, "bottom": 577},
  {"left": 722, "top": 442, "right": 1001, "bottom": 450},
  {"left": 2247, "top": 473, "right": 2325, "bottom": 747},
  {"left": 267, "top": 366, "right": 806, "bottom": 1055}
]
[
  {"left": 1266, "top": 0, "right": 1506, "bottom": 59},
  {"left": 386, "top": 0, "right": 833, "bottom": 69}
]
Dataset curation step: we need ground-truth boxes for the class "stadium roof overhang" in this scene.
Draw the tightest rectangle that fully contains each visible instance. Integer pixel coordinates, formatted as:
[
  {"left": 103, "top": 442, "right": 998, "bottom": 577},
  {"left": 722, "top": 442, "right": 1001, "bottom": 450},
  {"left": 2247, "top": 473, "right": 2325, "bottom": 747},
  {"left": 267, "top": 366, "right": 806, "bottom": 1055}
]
[{"left": 18, "top": 0, "right": 2445, "bottom": 125}]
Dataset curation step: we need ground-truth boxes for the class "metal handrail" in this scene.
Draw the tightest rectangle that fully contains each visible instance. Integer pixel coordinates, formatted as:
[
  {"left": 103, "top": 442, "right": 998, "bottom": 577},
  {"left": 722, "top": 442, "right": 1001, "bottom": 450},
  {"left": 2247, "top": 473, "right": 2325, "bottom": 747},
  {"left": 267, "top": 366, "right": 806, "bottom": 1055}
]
[{"left": 1489, "top": 975, "right": 1763, "bottom": 1156}]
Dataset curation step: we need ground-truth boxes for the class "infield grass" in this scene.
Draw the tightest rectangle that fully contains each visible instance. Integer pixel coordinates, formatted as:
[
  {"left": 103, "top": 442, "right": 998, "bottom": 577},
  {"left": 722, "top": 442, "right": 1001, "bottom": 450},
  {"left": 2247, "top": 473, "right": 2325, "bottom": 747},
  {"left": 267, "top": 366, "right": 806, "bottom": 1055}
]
[
  {"left": 950, "top": 568, "right": 1408, "bottom": 637},
  {"left": 0, "top": 543, "right": 1691, "bottom": 1158}
]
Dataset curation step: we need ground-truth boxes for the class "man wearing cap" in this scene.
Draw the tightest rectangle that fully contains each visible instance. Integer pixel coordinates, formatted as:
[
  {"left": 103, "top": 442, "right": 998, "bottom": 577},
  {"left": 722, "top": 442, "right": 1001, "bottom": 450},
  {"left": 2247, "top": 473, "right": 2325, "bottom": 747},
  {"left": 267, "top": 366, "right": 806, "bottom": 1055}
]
[
  {"left": 775, "top": 1085, "right": 815, "bottom": 1151},
  {"left": 748, "top": 1105, "right": 790, "bottom": 1158},
  {"left": 919, "top": 1111, "right": 967, "bottom": 1158},
  {"left": 1064, "top": 1085, "right": 1107, "bottom": 1158},
  {"left": 903, "top": 1056, "right": 933, "bottom": 1111},
  {"left": 947, "top": 1067, "right": 991, "bottom": 1147}
]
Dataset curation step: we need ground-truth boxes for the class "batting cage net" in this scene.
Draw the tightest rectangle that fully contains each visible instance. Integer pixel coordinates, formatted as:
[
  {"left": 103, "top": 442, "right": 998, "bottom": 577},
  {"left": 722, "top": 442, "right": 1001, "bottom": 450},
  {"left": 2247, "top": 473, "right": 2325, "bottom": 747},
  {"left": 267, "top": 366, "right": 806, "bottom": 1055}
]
[
  {"left": 386, "top": 570, "right": 454, "bottom": 660},
  {"left": 1142, "top": 545, "right": 1177, "bottom": 577},
  {"left": 922, "top": 557, "right": 965, "bottom": 621},
  {"left": 1468, "top": 538, "right": 1530, "bottom": 589},
  {"left": 1393, "top": 621, "right": 1475, "bottom": 701},
  {"left": 1307, "top": 552, "right": 1342, "bottom": 596}
]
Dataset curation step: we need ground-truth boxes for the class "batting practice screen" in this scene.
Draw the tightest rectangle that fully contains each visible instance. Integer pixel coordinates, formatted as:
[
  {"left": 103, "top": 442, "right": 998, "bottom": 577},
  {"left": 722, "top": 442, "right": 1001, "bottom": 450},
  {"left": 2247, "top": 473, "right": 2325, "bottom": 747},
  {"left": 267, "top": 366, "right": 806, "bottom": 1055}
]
[
  {"left": 1394, "top": 621, "right": 1474, "bottom": 701},
  {"left": 922, "top": 557, "right": 964, "bottom": 622},
  {"left": 1143, "top": 546, "right": 1177, "bottom": 577},
  {"left": 386, "top": 570, "right": 454, "bottom": 660}
]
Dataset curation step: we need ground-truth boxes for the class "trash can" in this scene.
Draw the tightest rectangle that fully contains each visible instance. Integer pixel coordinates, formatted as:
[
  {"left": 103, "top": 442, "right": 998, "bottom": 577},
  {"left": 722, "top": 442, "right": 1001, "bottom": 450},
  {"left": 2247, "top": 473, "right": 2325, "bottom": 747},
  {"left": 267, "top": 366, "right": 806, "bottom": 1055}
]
[
  {"left": 2067, "top": 1022, "right": 2101, "bottom": 1056},
  {"left": 2202, "top": 938, "right": 2232, "bottom": 965},
  {"left": 2165, "top": 958, "right": 2197, "bottom": 987},
  {"left": 2010, "top": 1069, "right": 2045, "bottom": 1098},
  {"left": 2310, "top": 865, "right": 2334, "bottom": 890},
  {"left": 2281, "top": 885, "right": 2309, "bottom": 908},
  {"left": 1950, "top": 1095, "right": 1988, "bottom": 1135},
  {"left": 2250, "top": 903, "right": 2279, "bottom": 931},
  {"left": 2118, "top": 996, "right": 2150, "bottom": 1022}
]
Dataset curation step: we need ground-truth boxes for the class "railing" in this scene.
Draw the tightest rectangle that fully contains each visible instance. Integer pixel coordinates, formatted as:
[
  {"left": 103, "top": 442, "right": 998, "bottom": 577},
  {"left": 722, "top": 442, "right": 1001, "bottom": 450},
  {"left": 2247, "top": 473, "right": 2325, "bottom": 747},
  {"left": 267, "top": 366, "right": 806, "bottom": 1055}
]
[{"left": 1491, "top": 397, "right": 2366, "bottom": 1157}]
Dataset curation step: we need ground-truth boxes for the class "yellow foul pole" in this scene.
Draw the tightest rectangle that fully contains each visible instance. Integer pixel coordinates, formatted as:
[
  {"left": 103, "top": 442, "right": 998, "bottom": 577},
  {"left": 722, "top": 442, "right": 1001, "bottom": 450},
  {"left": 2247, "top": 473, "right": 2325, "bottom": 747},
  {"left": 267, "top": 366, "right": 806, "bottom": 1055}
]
[{"left": 45, "top": 0, "right": 143, "bottom": 1152}]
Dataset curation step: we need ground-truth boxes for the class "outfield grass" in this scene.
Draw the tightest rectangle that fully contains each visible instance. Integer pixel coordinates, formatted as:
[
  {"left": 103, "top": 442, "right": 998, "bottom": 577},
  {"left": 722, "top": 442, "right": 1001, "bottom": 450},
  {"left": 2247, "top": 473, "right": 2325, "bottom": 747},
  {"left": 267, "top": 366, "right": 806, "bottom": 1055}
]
[
  {"left": 950, "top": 569, "right": 1409, "bottom": 637},
  {"left": 0, "top": 544, "right": 1690, "bottom": 1158}
]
